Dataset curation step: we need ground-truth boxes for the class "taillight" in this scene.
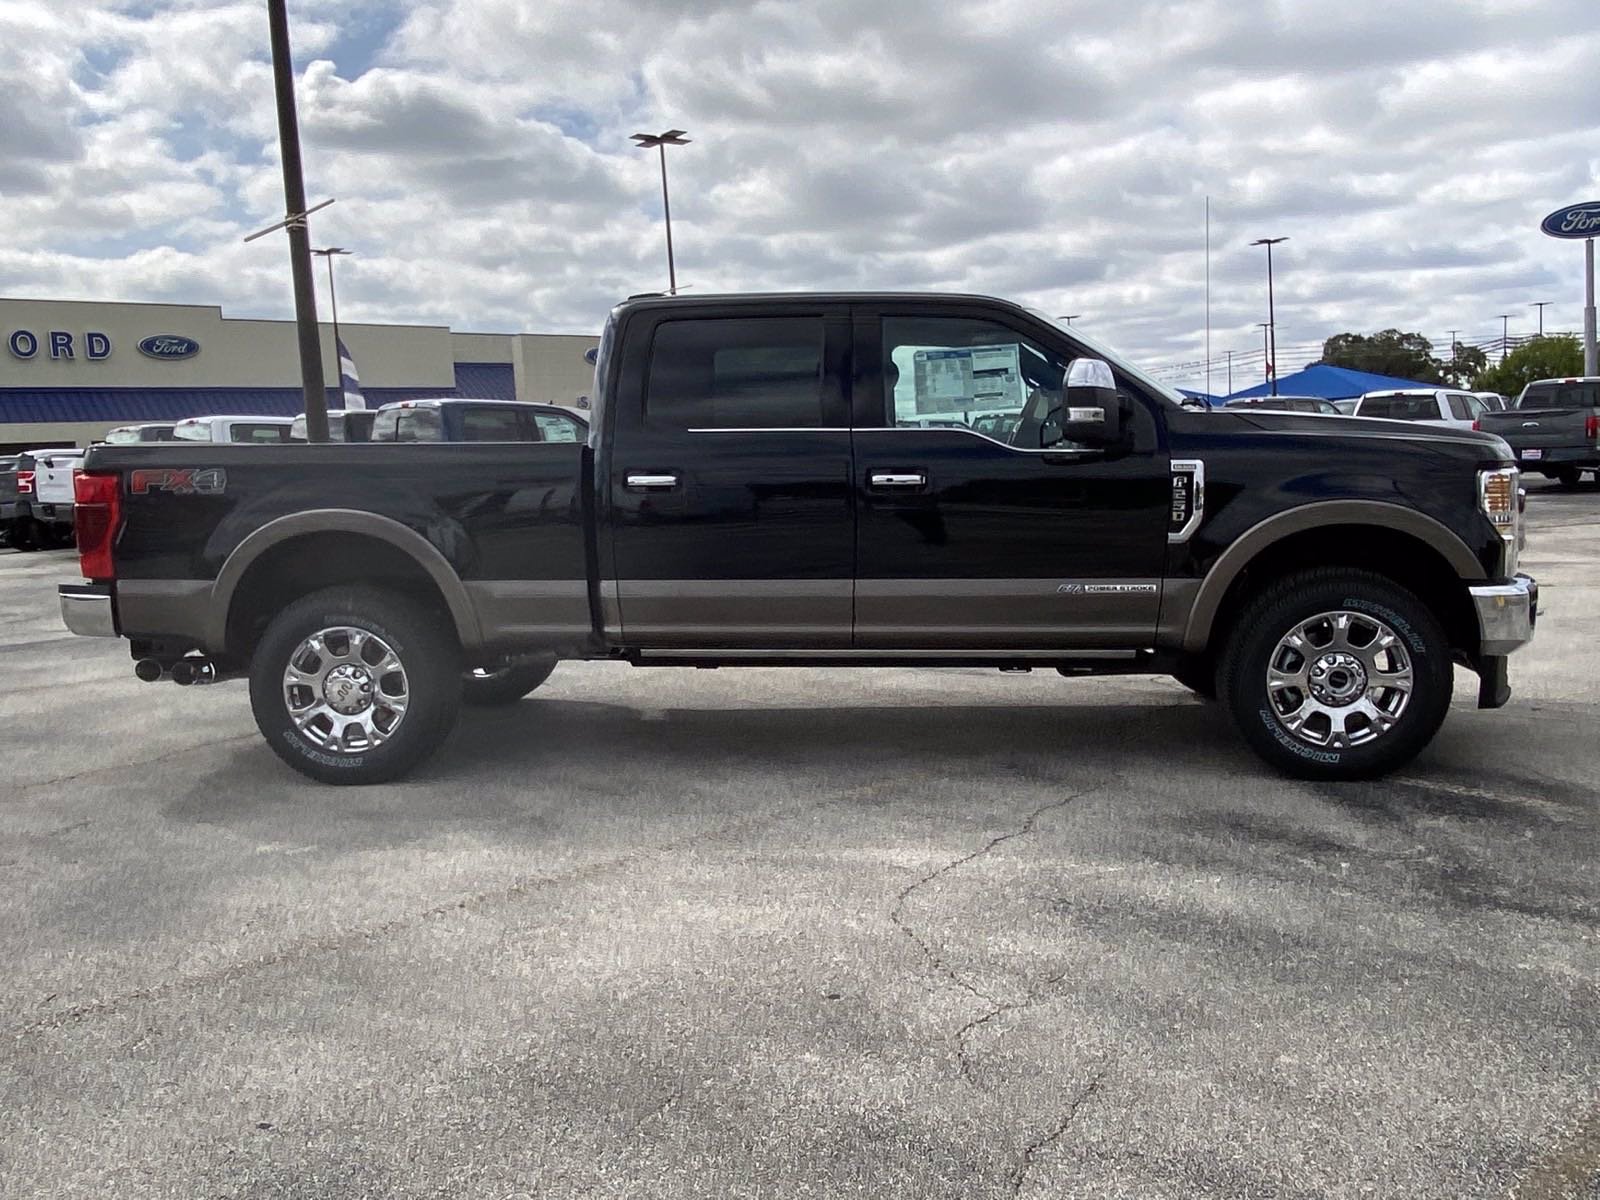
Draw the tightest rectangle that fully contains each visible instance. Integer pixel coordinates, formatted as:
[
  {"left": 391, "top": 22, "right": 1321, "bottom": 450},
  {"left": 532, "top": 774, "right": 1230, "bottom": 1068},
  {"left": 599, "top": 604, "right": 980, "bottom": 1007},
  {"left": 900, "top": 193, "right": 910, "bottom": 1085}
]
[
  {"left": 1471, "top": 420, "right": 1480, "bottom": 431},
  {"left": 16, "top": 469, "right": 34, "bottom": 495},
  {"left": 73, "top": 470, "right": 121, "bottom": 581},
  {"left": 1587, "top": 413, "right": 1599, "bottom": 441}
]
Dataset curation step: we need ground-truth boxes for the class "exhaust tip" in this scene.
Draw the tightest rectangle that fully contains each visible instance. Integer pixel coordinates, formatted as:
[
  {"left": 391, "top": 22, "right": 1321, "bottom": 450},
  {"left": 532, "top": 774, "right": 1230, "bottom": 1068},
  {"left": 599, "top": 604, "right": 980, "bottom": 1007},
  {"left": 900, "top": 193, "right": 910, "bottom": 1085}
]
[
  {"left": 170, "top": 660, "right": 196, "bottom": 686},
  {"left": 134, "top": 658, "right": 164, "bottom": 683}
]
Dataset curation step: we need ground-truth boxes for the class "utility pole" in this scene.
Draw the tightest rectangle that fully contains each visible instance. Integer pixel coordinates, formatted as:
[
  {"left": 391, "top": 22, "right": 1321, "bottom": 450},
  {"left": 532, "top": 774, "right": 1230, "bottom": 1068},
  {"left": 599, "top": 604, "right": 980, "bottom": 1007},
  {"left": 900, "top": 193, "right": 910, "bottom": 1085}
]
[
  {"left": 1530, "top": 301, "right": 1550, "bottom": 338},
  {"left": 1258, "top": 323, "right": 1271, "bottom": 385},
  {"left": 1226, "top": 349, "right": 1233, "bottom": 396},
  {"left": 1498, "top": 314, "right": 1512, "bottom": 362},
  {"left": 264, "top": 0, "right": 328, "bottom": 442}
]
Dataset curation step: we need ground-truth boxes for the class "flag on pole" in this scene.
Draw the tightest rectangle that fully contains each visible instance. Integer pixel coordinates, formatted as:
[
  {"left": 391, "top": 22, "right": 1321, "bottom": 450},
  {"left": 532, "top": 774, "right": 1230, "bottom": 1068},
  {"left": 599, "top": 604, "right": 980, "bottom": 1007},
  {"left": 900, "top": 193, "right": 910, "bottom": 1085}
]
[{"left": 337, "top": 336, "right": 366, "bottom": 410}]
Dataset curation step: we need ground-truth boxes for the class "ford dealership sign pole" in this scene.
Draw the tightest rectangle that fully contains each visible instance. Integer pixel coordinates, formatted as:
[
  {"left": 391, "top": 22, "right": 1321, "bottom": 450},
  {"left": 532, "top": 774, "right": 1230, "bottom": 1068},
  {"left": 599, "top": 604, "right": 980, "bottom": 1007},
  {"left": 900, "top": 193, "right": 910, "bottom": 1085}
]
[{"left": 1541, "top": 202, "right": 1600, "bottom": 375}]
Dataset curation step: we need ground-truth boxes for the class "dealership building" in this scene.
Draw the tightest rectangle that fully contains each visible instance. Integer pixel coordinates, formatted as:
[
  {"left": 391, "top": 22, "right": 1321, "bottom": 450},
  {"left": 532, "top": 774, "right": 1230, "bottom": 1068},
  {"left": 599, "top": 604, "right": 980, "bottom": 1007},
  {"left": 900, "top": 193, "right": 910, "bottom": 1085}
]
[{"left": 0, "top": 296, "right": 599, "bottom": 451}]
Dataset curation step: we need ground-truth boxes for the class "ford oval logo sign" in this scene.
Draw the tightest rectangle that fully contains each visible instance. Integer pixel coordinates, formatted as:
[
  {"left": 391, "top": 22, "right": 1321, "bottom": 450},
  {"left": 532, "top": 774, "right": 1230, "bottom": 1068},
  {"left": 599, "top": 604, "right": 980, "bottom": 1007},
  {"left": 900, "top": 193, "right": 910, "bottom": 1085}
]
[
  {"left": 1540, "top": 202, "right": 1600, "bottom": 239},
  {"left": 137, "top": 334, "right": 200, "bottom": 360}
]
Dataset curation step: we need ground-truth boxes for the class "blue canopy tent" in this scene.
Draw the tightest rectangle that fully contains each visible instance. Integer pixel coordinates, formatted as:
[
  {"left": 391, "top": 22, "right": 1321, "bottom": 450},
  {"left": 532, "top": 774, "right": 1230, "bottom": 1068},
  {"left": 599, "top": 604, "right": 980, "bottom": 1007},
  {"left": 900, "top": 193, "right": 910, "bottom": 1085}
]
[{"left": 1224, "top": 364, "right": 1436, "bottom": 402}]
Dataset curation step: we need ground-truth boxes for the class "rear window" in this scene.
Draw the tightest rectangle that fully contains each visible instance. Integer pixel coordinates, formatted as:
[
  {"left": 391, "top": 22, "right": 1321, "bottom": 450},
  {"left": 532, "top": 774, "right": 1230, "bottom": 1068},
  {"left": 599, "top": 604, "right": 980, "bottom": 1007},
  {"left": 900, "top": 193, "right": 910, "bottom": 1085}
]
[
  {"left": 395, "top": 408, "right": 443, "bottom": 442},
  {"left": 1520, "top": 381, "right": 1600, "bottom": 408},
  {"left": 459, "top": 407, "right": 525, "bottom": 442},
  {"left": 230, "top": 422, "right": 293, "bottom": 444},
  {"left": 647, "top": 317, "right": 825, "bottom": 429},
  {"left": 1359, "top": 395, "right": 1438, "bottom": 421}
]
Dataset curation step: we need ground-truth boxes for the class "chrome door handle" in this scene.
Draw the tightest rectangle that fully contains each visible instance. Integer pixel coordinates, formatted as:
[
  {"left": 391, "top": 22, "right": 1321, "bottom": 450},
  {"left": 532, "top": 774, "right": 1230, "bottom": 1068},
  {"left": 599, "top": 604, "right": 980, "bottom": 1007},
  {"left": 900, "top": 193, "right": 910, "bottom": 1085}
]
[
  {"left": 625, "top": 473, "right": 679, "bottom": 490},
  {"left": 870, "top": 472, "right": 927, "bottom": 488}
]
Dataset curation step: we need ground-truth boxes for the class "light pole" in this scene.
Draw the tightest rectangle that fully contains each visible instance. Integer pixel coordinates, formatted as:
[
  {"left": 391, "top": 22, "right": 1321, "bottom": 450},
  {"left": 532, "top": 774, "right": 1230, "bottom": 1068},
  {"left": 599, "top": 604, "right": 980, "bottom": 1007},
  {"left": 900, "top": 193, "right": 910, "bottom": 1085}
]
[
  {"left": 1225, "top": 349, "right": 1234, "bottom": 396},
  {"left": 631, "top": 129, "right": 691, "bottom": 294},
  {"left": 1251, "top": 237, "right": 1288, "bottom": 395},
  {"left": 1531, "top": 301, "right": 1550, "bottom": 338},
  {"left": 311, "top": 247, "right": 351, "bottom": 406},
  {"left": 1257, "top": 322, "right": 1271, "bottom": 385},
  {"left": 1056, "top": 314, "right": 1082, "bottom": 325},
  {"left": 1498, "top": 313, "right": 1512, "bottom": 362}
]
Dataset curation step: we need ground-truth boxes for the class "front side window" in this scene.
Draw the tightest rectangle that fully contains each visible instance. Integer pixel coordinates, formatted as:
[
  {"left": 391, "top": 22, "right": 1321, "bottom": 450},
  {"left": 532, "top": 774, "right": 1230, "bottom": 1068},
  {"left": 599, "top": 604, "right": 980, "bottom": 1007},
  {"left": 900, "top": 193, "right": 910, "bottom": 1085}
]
[
  {"left": 882, "top": 315, "right": 1080, "bottom": 447},
  {"left": 1447, "top": 394, "right": 1473, "bottom": 420},
  {"left": 533, "top": 412, "right": 583, "bottom": 442},
  {"left": 459, "top": 407, "right": 525, "bottom": 442},
  {"left": 647, "top": 318, "right": 824, "bottom": 429},
  {"left": 231, "top": 423, "right": 293, "bottom": 443}
]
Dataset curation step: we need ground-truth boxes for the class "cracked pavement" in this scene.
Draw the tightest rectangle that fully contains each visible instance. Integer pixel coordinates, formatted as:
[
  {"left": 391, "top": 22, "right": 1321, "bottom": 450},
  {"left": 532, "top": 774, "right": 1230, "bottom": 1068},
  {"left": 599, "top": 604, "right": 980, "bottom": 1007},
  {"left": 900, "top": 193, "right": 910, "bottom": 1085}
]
[{"left": 2, "top": 482, "right": 1599, "bottom": 1198}]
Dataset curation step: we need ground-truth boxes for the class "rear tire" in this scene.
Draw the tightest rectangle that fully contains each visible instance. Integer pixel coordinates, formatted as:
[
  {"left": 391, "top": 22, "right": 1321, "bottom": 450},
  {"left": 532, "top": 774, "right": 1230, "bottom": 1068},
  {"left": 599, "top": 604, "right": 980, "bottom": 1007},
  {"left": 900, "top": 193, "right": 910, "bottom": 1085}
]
[
  {"left": 462, "top": 656, "right": 556, "bottom": 706},
  {"left": 10, "top": 520, "right": 38, "bottom": 552},
  {"left": 249, "top": 587, "right": 462, "bottom": 785},
  {"left": 1557, "top": 466, "right": 1582, "bottom": 489},
  {"left": 1218, "top": 568, "right": 1453, "bottom": 780}
]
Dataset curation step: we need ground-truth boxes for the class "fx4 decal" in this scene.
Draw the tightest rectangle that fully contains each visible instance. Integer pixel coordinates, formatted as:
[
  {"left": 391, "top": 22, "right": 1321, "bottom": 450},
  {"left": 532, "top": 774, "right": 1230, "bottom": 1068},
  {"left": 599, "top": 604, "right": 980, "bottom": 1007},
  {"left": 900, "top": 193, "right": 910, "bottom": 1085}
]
[{"left": 129, "top": 467, "right": 227, "bottom": 496}]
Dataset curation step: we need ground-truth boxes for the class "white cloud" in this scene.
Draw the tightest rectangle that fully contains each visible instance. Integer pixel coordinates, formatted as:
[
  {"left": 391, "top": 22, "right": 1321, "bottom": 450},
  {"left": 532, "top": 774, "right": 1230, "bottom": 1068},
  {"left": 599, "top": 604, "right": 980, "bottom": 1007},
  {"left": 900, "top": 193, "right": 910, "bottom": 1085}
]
[{"left": 1, "top": 0, "right": 1597, "bottom": 383}]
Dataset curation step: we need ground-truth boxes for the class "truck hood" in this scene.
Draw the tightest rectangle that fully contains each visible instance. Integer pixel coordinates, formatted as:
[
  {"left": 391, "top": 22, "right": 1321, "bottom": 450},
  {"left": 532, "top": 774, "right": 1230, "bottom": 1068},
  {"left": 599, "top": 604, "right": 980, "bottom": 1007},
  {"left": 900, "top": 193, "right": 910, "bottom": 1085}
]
[{"left": 1218, "top": 409, "right": 1512, "bottom": 459}]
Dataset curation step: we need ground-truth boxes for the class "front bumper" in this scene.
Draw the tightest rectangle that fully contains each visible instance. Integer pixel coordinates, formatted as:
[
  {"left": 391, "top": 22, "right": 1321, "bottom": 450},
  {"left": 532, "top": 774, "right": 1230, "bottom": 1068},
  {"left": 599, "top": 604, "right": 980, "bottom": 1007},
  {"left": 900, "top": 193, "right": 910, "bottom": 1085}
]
[
  {"left": 59, "top": 583, "right": 117, "bottom": 638},
  {"left": 1470, "top": 574, "right": 1538, "bottom": 657}
]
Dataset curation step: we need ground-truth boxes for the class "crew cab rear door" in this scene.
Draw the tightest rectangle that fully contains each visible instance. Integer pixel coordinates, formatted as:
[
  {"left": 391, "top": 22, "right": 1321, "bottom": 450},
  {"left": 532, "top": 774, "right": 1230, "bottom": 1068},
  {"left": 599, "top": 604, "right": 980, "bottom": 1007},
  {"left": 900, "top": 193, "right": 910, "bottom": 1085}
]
[
  {"left": 607, "top": 303, "right": 855, "bottom": 647},
  {"left": 849, "top": 304, "right": 1169, "bottom": 648}
]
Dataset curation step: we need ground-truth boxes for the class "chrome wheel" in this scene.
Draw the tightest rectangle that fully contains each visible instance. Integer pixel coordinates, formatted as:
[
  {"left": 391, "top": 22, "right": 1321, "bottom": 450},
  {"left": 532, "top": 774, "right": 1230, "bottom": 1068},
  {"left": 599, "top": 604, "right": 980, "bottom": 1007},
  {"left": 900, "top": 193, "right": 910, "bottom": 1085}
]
[
  {"left": 1265, "top": 610, "right": 1413, "bottom": 749},
  {"left": 282, "top": 625, "right": 409, "bottom": 754}
]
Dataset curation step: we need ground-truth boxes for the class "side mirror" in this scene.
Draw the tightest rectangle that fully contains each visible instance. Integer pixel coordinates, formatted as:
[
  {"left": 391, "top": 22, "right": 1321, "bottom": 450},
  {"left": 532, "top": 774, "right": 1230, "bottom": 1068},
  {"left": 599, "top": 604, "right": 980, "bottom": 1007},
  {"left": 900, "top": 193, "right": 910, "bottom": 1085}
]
[
  {"left": 583, "top": 346, "right": 599, "bottom": 366},
  {"left": 1050, "top": 357, "right": 1126, "bottom": 445}
]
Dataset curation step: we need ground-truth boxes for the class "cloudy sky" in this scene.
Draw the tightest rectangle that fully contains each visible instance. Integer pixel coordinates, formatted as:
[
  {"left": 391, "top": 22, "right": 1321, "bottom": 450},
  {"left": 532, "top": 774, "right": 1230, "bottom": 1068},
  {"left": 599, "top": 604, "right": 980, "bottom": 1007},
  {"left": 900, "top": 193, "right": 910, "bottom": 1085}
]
[{"left": 2, "top": 0, "right": 1597, "bottom": 390}]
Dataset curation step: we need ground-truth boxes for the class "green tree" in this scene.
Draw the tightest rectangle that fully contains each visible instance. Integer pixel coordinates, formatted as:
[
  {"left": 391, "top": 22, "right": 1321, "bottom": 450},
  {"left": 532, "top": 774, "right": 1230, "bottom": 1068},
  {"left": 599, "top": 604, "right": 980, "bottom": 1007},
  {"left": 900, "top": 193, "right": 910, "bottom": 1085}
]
[
  {"left": 1440, "top": 343, "right": 1488, "bottom": 388},
  {"left": 1320, "top": 329, "right": 1444, "bottom": 383},
  {"left": 1473, "top": 336, "right": 1584, "bottom": 397}
]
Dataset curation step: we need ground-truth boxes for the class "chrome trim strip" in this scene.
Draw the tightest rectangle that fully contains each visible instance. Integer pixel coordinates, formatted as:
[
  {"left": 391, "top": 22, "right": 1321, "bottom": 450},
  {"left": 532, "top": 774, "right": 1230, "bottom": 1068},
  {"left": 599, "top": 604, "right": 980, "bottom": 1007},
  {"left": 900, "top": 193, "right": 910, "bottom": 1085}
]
[
  {"left": 1168, "top": 458, "right": 1205, "bottom": 544},
  {"left": 636, "top": 649, "right": 1143, "bottom": 661},
  {"left": 851, "top": 425, "right": 1107, "bottom": 456},
  {"left": 688, "top": 427, "right": 851, "bottom": 433},
  {"left": 624, "top": 473, "right": 679, "bottom": 490},
  {"left": 59, "top": 585, "right": 117, "bottom": 638},
  {"left": 869, "top": 472, "right": 927, "bottom": 487},
  {"left": 1469, "top": 575, "right": 1537, "bottom": 656}
]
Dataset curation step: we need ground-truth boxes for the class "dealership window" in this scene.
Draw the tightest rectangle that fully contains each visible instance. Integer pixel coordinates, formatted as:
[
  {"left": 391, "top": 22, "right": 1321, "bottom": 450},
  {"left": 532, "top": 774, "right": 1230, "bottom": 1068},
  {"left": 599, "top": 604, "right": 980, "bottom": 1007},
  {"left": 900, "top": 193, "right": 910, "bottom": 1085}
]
[{"left": 647, "top": 318, "right": 824, "bottom": 428}]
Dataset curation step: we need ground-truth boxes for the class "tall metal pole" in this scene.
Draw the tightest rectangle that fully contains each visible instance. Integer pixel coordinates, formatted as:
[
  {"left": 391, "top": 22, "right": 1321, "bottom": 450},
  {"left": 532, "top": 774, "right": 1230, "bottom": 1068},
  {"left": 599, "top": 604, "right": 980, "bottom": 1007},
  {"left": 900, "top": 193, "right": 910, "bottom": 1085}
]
[
  {"left": 1226, "top": 349, "right": 1233, "bottom": 396},
  {"left": 1204, "top": 196, "right": 1211, "bottom": 399},
  {"left": 266, "top": 0, "right": 327, "bottom": 443},
  {"left": 1265, "top": 240, "right": 1279, "bottom": 395},
  {"left": 1499, "top": 314, "right": 1511, "bottom": 362},
  {"left": 1258, "top": 323, "right": 1270, "bottom": 384},
  {"left": 1586, "top": 239, "right": 1598, "bottom": 375},
  {"left": 1530, "top": 302, "right": 1549, "bottom": 338},
  {"left": 658, "top": 145, "right": 676, "bottom": 296}
]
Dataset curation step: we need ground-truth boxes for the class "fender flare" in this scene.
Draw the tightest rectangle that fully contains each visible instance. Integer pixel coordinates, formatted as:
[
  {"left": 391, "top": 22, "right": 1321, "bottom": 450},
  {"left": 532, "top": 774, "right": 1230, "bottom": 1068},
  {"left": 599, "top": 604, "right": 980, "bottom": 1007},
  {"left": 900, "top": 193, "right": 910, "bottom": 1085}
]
[
  {"left": 1180, "top": 500, "right": 1485, "bottom": 653},
  {"left": 207, "top": 509, "right": 484, "bottom": 653}
]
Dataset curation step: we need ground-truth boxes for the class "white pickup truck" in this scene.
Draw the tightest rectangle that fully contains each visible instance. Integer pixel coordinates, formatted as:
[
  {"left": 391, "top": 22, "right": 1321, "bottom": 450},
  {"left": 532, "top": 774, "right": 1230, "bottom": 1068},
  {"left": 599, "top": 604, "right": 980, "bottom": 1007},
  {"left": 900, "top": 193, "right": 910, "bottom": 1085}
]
[{"left": 14, "top": 447, "right": 84, "bottom": 549}]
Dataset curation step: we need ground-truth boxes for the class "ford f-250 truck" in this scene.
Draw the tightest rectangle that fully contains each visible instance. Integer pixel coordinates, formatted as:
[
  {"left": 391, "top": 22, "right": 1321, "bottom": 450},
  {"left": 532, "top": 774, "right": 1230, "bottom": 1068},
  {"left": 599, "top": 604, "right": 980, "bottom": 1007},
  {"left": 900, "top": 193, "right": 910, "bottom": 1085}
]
[
  {"left": 58, "top": 292, "right": 1537, "bottom": 785},
  {"left": 1477, "top": 376, "right": 1600, "bottom": 487}
]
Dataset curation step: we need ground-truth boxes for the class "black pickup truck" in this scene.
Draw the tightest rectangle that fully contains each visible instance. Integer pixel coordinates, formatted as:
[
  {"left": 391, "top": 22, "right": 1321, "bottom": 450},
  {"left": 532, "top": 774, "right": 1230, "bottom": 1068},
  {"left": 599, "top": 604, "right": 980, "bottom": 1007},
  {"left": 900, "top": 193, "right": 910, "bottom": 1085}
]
[{"left": 59, "top": 292, "right": 1536, "bottom": 784}]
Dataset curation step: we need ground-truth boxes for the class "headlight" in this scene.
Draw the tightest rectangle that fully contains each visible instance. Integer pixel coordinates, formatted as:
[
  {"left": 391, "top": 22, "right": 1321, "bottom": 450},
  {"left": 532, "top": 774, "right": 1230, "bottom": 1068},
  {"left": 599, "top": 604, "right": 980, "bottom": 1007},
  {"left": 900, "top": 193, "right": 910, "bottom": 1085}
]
[{"left": 1478, "top": 465, "right": 1519, "bottom": 574}]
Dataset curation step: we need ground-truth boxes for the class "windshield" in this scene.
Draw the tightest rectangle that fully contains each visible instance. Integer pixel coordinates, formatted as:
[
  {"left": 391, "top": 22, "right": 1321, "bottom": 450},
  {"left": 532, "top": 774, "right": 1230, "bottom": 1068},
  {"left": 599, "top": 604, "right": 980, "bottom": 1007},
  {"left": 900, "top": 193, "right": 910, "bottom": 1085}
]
[
  {"left": 173, "top": 422, "right": 212, "bottom": 442},
  {"left": 1026, "top": 309, "right": 1185, "bottom": 407}
]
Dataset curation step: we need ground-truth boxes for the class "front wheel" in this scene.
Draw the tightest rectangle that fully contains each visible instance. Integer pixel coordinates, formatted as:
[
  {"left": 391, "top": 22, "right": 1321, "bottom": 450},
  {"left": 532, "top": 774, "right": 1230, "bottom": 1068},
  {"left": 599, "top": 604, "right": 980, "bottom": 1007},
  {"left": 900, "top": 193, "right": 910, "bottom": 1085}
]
[
  {"left": 249, "top": 587, "right": 462, "bottom": 785},
  {"left": 1556, "top": 466, "right": 1582, "bottom": 489},
  {"left": 1218, "top": 569, "right": 1453, "bottom": 780},
  {"left": 462, "top": 655, "right": 556, "bottom": 706}
]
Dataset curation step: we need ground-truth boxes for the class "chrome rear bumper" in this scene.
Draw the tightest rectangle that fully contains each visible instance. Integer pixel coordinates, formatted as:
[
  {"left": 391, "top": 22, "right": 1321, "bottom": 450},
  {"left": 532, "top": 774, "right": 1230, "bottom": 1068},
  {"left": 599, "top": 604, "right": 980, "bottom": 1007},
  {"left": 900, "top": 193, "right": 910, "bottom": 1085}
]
[
  {"left": 59, "top": 583, "right": 117, "bottom": 638},
  {"left": 1470, "top": 574, "right": 1537, "bottom": 657}
]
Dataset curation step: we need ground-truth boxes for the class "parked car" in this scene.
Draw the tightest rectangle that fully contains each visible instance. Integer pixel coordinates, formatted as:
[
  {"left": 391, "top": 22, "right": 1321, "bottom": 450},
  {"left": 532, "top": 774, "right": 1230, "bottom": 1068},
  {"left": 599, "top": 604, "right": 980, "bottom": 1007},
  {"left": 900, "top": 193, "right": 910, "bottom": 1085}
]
[
  {"left": 1348, "top": 388, "right": 1487, "bottom": 430},
  {"left": 14, "top": 447, "right": 84, "bottom": 548},
  {"left": 1473, "top": 391, "right": 1511, "bottom": 412},
  {"left": 369, "top": 398, "right": 588, "bottom": 443},
  {"left": 1477, "top": 376, "right": 1600, "bottom": 487},
  {"left": 0, "top": 456, "right": 18, "bottom": 546},
  {"left": 1225, "top": 396, "right": 1342, "bottom": 415},
  {"left": 60, "top": 290, "right": 1534, "bottom": 786},
  {"left": 173, "top": 415, "right": 296, "bottom": 444},
  {"left": 102, "top": 423, "right": 178, "bottom": 444}
]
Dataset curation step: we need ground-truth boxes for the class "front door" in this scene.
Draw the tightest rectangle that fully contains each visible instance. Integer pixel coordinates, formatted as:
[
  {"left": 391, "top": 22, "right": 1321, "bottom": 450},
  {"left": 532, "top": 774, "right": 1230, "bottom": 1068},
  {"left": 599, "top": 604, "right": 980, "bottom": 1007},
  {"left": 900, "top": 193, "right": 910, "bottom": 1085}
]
[
  {"left": 608, "top": 306, "right": 855, "bottom": 647},
  {"left": 851, "top": 306, "right": 1170, "bottom": 648}
]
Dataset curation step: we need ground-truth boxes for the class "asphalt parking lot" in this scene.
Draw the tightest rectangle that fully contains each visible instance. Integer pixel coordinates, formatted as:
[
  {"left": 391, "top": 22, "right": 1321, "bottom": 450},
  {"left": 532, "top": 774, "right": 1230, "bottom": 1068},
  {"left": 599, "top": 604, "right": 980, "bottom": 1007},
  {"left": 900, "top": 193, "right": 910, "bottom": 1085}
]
[{"left": 2, "top": 485, "right": 1598, "bottom": 1200}]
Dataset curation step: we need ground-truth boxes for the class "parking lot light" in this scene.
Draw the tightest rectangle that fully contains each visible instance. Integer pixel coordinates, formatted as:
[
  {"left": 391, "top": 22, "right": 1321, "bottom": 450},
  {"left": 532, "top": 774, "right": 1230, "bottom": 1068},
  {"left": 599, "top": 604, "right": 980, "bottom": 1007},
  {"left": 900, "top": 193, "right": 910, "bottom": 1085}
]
[{"left": 631, "top": 129, "right": 691, "bottom": 296}]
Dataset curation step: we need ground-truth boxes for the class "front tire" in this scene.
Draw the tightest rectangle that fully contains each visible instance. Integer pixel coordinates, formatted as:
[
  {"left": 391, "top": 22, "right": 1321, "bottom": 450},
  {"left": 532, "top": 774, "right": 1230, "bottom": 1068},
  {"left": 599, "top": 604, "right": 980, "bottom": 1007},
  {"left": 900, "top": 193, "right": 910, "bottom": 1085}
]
[
  {"left": 249, "top": 587, "right": 462, "bottom": 785},
  {"left": 1557, "top": 466, "right": 1582, "bottom": 489},
  {"left": 1218, "top": 569, "right": 1453, "bottom": 780},
  {"left": 462, "top": 656, "right": 556, "bottom": 706}
]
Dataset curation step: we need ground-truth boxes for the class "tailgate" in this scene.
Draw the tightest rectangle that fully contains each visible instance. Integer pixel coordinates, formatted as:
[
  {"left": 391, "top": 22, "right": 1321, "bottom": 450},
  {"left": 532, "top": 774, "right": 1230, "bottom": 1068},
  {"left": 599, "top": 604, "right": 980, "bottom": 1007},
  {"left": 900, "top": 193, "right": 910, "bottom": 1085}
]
[
  {"left": 1479, "top": 409, "right": 1586, "bottom": 452},
  {"left": 35, "top": 458, "right": 82, "bottom": 504}
]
